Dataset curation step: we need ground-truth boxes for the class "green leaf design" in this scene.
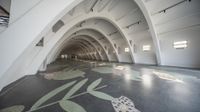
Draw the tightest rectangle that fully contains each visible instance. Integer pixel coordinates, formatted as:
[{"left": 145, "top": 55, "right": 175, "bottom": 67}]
[
  {"left": 87, "top": 78, "right": 102, "bottom": 91},
  {"left": 89, "top": 91, "right": 114, "bottom": 101},
  {"left": 59, "top": 100, "right": 86, "bottom": 112},
  {"left": 0, "top": 105, "right": 25, "bottom": 112},
  {"left": 30, "top": 80, "right": 77, "bottom": 111},
  {"left": 86, "top": 78, "right": 114, "bottom": 101},
  {"left": 63, "top": 78, "right": 88, "bottom": 100}
]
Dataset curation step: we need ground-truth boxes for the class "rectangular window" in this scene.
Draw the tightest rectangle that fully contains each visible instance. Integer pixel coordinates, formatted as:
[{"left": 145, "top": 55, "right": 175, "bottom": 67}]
[
  {"left": 129, "top": 40, "right": 132, "bottom": 46},
  {"left": 173, "top": 40, "right": 187, "bottom": 49},
  {"left": 108, "top": 48, "right": 112, "bottom": 55},
  {"left": 125, "top": 47, "right": 130, "bottom": 52},
  {"left": 143, "top": 45, "right": 151, "bottom": 51},
  {"left": 133, "top": 44, "right": 136, "bottom": 53},
  {"left": 114, "top": 43, "right": 117, "bottom": 48},
  {"left": 118, "top": 47, "right": 121, "bottom": 54}
]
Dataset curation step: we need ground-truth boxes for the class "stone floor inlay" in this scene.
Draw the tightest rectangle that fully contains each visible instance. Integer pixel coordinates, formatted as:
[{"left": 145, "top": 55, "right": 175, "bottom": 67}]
[{"left": 0, "top": 60, "right": 200, "bottom": 112}]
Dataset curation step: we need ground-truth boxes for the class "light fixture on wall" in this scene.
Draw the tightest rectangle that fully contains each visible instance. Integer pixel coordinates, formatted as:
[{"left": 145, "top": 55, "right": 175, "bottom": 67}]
[
  {"left": 126, "top": 20, "right": 141, "bottom": 29},
  {"left": 153, "top": 0, "right": 192, "bottom": 15},
  {"left": 143, "top": 45, "right": 151, "bottom": 51},
  {"left": 108, "top": 31, "right": 118, "bottom": 36},
  {"left": 173, "top": 40, "right": 188, "bottom": 49},
  {"left": 125, "top": 47, "right": 130, "bottom": 52},
  {"left": 90, "top": 0, "right": 98, "bottom": 12}
]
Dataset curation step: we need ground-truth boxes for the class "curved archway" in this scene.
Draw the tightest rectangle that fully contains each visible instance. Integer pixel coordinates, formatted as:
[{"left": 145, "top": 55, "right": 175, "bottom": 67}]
[
  {"left": 70, "top": 39, "right": 99, "bottom": 60},
  {"left": 60, "top": 35, "right": 110, "bottom": 61},
  {"left": 62, "top": 42, "right": 93, "bottom": 60},
  {"left": 48, "top": 17, "right": 135, "bottom": 65},
  {"left": 134, "top": 0, "right": 161, "bottom": 64},
  {"left": 69, "top": 37, "right": 102, "bottom": 61},
  {"left": 27, "top": 0, "right": 157, "bottom": 76},
  {"left": 0, "top": 0, "right": 162, "bottom": 90},
  {"left": 50, "top": 28, "right": 118, "bottom": 63}
]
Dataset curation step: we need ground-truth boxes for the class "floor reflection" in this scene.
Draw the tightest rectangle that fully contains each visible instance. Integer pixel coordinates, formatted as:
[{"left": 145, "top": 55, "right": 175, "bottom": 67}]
[
  {"left": 0, "top": 60, "right": 200, "bottom": 112},
  {"left": 142, "top": 74, "right": 152, "bottom": 88},
  {"left": 153, "top": 70, "right": 184, "bottom": 83}
]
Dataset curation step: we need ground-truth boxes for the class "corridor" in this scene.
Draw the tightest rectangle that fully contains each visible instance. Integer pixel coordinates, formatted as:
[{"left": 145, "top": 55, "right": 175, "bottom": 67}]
[
  {"left": 0, "top": 60, "right": 200, "bottom": 112},
  {"left": 0, "top": 0, "right": 200, "bottom": 111}
]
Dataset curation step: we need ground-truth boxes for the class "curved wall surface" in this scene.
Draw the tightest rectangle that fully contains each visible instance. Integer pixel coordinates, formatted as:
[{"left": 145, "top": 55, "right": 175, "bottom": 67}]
[{"left": 0, "top": 0, "right": 199, "bottom": 90}]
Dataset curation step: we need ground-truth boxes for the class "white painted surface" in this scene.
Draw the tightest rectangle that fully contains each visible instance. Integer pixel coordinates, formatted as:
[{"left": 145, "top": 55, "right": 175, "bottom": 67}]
[
  {"left": 9, "top": 0, "right": 41, "bottom": 23},
  {"left": 0, "top": 0, "right": 83, "bottom": 90},
  {"left": 0, "top": 0, "right": 199, "bottom": 91}
]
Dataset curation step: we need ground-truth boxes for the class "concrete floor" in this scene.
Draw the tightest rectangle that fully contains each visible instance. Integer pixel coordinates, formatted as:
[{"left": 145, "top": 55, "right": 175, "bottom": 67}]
[{"left": 0, "top": 60, "right": 200, "bottom": 112}]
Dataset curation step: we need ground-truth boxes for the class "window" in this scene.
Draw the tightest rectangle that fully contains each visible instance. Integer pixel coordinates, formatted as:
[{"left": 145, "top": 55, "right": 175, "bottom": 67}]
[
  {"left": 129, "top": 40, "right": 132, "bottom": 46},
  {"left": 64, "top": 55, "right": 68, "bottom": 58},
  {"left": 143, "top": 45, "right": 151, "bottom": 51},
  {"left": 52, "top": 20, "right": 64, "bottom": 33},
  {"left": 118, "top": 47, "right": 121, "bottom": 54},
  {"left": 173, "top": 40, "right": 187, "bottom": 49},
  {"left": 125, "top": 47, "right": 130, "bottom": 52},
  {"left": 114, "top": 44, "right": 117, "bottom": 48},
  {"left": 61, "top": 54, "right": 67, "bottom": 59},
  {"left": 108, "top": 48, "right": 112, "bottom": 54},
  {"left": 61, "top": 55, "right": 65, "bottom": 59},
  {"left": 0, "top": 5, "right": 10, "bottom": 27},
  {"left": 36, "top": 37, "right": 44, "bottom": 47},
  {"left": 133, "top": 44, "right": 136, "bottom": 53},
  {"left": 104, "top": 46, "right": 107, "bottom": 50}
]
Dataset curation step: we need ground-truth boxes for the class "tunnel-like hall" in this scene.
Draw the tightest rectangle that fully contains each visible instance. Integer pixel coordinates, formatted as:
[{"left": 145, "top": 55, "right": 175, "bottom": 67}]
[{"left": 0, "top": 0, "right": 200, "bottom": 112}]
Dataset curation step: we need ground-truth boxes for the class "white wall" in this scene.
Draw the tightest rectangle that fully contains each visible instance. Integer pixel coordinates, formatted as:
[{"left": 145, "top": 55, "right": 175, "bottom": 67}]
[
  {"left": 1, "top": 0, "right": 199, "bottom": 91},
  {"left": 132, "top": 33, "right": 157, "bottom": 65},
  {"left": 159, "top": 26, "right": 200, "bottom": 68},
  {"left": 9, "top": 0, "right": 42, "bottom": 23},
  {"left": 0, "top": 0, "right": 156, "bottom": 91},
  {"left": 0, "top": 0, "right": 83, "bottom": 90},
  {"left": 147, "top": 0, "right": 200, "bottom": 68}
]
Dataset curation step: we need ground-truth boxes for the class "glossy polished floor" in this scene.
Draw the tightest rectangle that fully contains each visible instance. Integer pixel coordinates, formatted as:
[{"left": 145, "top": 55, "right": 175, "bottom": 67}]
[{"left": 0, "top": 60, "right": 200, "bottom": 112}]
